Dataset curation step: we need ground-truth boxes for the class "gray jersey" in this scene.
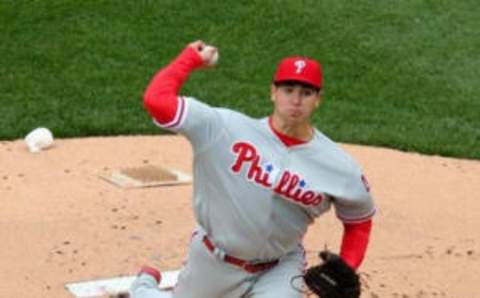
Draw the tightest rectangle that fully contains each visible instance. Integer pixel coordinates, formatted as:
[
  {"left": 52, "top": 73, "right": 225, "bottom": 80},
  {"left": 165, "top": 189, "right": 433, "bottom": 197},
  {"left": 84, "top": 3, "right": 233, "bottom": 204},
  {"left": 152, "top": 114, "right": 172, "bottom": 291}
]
[{"left": 155, "top": 96, "right": 375, "bottom": 261}]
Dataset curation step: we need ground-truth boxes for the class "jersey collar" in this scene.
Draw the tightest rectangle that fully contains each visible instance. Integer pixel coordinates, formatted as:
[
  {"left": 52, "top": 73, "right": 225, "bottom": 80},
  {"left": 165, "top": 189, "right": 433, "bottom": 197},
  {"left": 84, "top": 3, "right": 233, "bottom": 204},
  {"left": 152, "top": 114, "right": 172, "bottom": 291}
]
[{"left": 267, "top": 116, "right": 309, "bottom": 148}]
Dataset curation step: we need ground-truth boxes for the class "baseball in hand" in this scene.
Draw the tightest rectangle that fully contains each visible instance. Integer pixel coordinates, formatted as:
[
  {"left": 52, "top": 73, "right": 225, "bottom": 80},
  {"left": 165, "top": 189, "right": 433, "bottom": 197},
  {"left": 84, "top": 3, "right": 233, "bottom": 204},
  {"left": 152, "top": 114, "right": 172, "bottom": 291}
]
[
  {"left": 204, "top": 46, "right": 219, "bottom": 66},
  {"left": 188, "top": 41, "right": 219, "bottom": 66},
  {"left": 209, "top": 50, "right": 219, "bottom": 66}
]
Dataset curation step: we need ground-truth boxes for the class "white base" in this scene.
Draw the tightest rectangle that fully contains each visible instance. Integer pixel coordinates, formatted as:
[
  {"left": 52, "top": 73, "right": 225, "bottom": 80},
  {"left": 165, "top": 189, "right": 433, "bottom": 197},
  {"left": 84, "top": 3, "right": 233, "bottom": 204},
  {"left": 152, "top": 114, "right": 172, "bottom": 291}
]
[{"left": 65, "top": 270, "right": 179, "bottom": 297}]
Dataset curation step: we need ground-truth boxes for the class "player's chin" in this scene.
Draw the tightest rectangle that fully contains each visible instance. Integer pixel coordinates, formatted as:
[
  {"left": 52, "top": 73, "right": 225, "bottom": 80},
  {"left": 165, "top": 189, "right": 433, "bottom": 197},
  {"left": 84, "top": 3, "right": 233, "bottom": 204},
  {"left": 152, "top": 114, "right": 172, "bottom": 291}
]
[
  {"left": 282, "top": 118, "right": 304, "bottom": 128},
  {"left": 286, "top": 112, "right": 306, "bottom": 123}
]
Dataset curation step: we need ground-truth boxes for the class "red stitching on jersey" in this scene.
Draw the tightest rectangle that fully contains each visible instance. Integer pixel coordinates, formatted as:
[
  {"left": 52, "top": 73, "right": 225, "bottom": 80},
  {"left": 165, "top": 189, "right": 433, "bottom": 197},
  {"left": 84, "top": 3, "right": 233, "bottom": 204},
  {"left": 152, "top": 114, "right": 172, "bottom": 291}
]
[
  {"left": 273, "top": 171, "right": 324, "bottom": 206},
  {"left": 231, "top": 141, "right": 273, "bottom": 188},
  {"left": 230, "top": 141, "right": 324, "bottom": 207}
]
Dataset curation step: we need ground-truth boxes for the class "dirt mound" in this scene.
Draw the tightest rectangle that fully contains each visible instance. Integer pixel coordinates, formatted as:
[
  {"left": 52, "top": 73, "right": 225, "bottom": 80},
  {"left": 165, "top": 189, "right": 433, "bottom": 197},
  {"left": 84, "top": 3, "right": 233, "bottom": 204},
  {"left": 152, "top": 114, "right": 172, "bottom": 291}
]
[{"left": 0, "top": 136, "right": 478, "bottom": 297}]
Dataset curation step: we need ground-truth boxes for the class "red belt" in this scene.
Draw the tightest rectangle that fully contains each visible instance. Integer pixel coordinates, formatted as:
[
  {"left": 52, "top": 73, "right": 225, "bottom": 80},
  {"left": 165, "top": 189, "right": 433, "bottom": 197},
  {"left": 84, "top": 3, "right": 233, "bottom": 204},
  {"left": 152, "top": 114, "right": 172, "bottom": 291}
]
[{"left": 202, "top": 236, "right": 279, "bottom": 273}]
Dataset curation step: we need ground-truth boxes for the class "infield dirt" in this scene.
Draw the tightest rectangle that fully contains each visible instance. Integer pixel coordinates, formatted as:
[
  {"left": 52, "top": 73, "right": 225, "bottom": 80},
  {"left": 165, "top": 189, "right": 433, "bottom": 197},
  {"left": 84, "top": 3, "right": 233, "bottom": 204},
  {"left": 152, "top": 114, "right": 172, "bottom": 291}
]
[{"left": 1, "top": 135, "right": 479, "bottom": 297}]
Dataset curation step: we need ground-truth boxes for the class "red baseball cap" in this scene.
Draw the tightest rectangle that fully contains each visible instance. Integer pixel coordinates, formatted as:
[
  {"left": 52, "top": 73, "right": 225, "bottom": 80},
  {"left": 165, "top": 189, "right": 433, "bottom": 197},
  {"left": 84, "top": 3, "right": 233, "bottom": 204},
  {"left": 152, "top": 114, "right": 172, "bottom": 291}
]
[{"left": 273, "top": 56, "right": 323, "bottom": 89}]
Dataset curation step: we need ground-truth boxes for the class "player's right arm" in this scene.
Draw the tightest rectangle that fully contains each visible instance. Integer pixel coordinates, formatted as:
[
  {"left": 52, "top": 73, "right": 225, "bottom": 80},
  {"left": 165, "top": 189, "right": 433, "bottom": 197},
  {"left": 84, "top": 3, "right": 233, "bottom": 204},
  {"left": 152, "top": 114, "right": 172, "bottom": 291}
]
[
  {"left": 143, "top": 41, "right": 217, "bottom": 125},
  {"left": 144, "top": 41, "right": 225, "bottom": 152}
]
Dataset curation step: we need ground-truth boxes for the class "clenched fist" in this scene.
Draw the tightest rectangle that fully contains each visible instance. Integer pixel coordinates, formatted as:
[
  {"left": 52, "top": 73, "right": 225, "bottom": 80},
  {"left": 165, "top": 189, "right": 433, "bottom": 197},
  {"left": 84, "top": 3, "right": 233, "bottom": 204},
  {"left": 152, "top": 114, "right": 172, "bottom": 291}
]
[{"left": 188, "top": 40, "right": 219, "bottom": 66}]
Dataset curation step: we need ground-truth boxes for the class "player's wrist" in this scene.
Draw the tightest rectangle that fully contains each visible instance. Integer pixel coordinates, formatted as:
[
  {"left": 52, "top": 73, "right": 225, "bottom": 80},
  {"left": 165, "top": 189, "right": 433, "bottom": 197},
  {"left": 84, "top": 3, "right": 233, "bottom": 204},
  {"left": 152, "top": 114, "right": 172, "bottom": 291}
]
[
  {"left": 340, "top": 254, "right": 359, "bottom": 271},
  {"left": 173, "top": 46, "right": 204, "bottom": 71}
]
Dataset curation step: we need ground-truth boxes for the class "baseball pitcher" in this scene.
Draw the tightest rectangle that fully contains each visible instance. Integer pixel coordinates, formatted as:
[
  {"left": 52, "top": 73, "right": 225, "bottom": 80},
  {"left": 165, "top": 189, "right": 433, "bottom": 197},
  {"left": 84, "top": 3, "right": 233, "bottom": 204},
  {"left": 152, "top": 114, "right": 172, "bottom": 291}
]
[{"left": 129, "top": 41, "right": 375, "bottom": 298}]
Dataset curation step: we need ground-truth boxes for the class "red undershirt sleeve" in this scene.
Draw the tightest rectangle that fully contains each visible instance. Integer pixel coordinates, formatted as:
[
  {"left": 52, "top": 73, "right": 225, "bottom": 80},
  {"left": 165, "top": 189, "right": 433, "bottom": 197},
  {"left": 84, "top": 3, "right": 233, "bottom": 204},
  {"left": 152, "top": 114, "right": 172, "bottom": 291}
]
[
  {"left": 143, "top": 47, "right": 204, "bottom": 124},
  {"left": 339, "top": 219, "right": 373, "bottom": 270}
]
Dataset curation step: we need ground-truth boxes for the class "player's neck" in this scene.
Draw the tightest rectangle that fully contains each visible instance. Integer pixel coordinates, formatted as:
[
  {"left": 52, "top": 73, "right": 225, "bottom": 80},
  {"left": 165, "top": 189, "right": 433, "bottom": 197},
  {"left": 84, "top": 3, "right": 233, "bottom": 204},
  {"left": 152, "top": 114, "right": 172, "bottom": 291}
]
[{"left": 270, "top": 115, "right": 313, "bottom": 142}]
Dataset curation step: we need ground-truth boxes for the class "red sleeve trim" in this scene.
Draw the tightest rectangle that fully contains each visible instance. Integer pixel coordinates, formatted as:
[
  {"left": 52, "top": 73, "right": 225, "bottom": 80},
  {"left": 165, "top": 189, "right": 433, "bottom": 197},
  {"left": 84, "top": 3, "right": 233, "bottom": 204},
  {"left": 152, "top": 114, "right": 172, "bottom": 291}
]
[
  {"left": 337, "top": 208, "right": 376, "bottom": 224},
  {"left": 154, "top": 97, "right": 187, "bottom": 129},
  {"left": 166, "top": 96, "right": 186, "bottom": 128}
]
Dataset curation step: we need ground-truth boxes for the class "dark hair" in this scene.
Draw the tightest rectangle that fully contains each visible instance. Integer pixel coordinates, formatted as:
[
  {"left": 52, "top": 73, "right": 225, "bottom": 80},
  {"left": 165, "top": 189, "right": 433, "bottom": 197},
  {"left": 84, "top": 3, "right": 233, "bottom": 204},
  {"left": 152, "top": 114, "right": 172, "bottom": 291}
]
[{"left": 273, "top": 80, "right": 321, "bottom": 92}]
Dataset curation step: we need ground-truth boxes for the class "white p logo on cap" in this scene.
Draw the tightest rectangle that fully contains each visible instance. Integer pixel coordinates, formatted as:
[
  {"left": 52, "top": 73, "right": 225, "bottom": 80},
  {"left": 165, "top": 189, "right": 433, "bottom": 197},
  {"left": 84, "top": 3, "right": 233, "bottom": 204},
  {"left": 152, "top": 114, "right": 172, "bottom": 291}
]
[{"left": 294, "top": 60, "right": 306, "bottom": 74}]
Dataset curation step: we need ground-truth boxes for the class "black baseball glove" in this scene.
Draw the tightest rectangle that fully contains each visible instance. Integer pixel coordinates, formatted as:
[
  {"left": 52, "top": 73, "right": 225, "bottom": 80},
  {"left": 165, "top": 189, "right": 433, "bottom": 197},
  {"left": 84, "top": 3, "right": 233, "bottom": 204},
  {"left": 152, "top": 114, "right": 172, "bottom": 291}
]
[{"left": 303, "top": 250, "right": 361, "bottom": 298}]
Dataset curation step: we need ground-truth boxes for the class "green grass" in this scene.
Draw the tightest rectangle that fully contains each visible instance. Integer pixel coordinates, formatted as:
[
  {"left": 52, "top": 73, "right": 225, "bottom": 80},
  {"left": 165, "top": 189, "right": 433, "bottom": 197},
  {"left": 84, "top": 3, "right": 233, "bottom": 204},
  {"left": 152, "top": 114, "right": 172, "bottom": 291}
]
[{"left": 1, "top": 0, "right": 479, "bottom": 159}]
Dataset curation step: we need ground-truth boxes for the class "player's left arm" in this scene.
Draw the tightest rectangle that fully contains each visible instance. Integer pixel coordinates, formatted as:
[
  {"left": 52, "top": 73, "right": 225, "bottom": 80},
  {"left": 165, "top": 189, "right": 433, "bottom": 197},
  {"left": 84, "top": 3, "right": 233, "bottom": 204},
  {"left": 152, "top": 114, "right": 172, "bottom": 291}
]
[
  {"left": 339, "top": 218, "right": 372, "bottom": 270},
  {"left": 333, "top": 163, "right": 376, "bottom": 270}
]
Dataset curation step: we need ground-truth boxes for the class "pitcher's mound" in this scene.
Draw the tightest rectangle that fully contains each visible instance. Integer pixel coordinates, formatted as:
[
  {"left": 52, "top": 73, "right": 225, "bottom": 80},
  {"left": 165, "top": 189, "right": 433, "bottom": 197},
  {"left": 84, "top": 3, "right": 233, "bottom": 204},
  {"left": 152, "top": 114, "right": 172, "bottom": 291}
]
[{"left": 100, "top": 165, "right": 192, "bottom": 188}]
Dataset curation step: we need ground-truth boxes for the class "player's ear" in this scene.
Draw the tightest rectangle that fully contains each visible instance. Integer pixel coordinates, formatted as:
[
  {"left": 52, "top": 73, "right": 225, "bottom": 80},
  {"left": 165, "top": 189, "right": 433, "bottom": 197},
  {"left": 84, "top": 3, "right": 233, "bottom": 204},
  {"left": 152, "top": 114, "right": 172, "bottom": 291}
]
[
  {"left": 315, "top": 90, "right": 324, "bottom": 108},
  {"left": 270, "top": 84, "right": 277, "bottom": 102}
]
